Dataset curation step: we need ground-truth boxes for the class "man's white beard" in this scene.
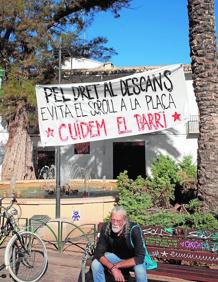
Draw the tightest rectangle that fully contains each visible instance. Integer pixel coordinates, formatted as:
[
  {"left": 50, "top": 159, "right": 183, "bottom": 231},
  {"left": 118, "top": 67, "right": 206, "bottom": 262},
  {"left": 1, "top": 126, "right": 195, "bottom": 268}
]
[{"left": 111, "top": 225, "right": 123, "bottom": 233}]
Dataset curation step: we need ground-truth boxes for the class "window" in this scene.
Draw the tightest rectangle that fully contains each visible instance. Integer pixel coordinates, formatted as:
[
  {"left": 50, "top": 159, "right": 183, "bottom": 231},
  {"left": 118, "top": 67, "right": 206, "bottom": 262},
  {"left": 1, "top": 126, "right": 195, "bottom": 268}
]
[{"left": 74, "top": 142, "right": 90, "bottom": 154}]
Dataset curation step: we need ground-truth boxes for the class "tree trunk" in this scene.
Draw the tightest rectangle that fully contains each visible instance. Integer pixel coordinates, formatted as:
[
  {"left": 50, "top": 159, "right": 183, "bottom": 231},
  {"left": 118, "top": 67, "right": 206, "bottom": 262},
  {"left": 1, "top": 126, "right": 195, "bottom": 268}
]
[
  {"left": 188, "top": 0, "right": 218, "bottom": 213},
  {"left": 1, "top": 105, "right": 36, "bottom": 181}
]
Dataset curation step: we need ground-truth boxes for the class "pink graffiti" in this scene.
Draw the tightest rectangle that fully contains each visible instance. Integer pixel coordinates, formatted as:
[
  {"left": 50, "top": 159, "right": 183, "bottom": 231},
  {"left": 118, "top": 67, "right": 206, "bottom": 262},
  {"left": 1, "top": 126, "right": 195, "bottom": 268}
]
[{"left": 181, "top": 240, "right": 203, "bottom": 250}]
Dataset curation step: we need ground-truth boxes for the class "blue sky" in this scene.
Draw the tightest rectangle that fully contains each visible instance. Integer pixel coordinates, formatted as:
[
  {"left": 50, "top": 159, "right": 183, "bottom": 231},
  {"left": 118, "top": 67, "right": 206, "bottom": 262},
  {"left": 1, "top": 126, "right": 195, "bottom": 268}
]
[{"left": 86, "top": 0, "right": 218, "bottom": 67}]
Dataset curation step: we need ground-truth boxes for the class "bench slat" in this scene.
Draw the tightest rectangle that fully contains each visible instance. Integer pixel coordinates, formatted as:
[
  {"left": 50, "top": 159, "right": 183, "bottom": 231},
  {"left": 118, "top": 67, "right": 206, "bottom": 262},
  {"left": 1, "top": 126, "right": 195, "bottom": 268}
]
[
  {"left": 148, "top": 263, "right": 218, "bottom": 282},
  {"left": 148, "top": 246, "right": 218, "bottom": 264},
  {"left": 147, "top": 273, "right": 194, "bottom": 282}
]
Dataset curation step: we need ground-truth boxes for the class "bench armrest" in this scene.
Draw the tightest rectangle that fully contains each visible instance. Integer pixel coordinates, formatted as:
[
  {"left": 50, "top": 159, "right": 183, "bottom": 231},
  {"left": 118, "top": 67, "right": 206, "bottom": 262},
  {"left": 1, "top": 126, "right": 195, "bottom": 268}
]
[{"left": 81, "top": 240, "right": 95, "bottom": 282}]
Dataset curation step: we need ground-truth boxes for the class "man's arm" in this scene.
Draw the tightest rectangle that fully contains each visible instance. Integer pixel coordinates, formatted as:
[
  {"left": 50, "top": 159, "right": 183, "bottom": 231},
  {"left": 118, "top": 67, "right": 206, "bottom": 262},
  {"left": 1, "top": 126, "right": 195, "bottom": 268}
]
[
  {"left": 113, "top": 257, "right": 136, "bottom": 269},
  {"left": 99, "top": 256, "right": 135, "bottom": 269},
  {"left": 99, "top": 255, "right": 114, "bottom": 270},
  {"left": 99, "top": 256, "right": 127, "bottom": 282},
  {"left": 131, "top": 225, "right": 146, "bottom": 265},
  {"left": 93, "top": 224, "right": 108, "bottom": 260}
]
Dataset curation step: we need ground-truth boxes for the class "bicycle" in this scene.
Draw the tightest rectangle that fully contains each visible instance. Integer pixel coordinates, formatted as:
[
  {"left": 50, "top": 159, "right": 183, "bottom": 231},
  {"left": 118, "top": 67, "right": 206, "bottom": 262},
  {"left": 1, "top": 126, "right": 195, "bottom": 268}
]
[{"left": 0, "top": 195, "right": 48, "bottom": 282}]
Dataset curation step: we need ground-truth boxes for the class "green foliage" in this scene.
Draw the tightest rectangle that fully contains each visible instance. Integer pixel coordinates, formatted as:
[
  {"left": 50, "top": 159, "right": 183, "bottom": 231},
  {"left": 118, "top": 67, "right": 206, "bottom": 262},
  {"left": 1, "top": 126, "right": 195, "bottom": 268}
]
[
  {"left": 1, "top": 0, "right": 130, "bottom": 80},
  {"left": 0, "top": 67, "right": 36, "bottom": 123},
  {"left": 144, "top": 211, "right": 218, "bottom": 230},
  {"left": 4, "top": 68, "right": 35, "bottom": 100},
  {"left": 186, "top": 199, "right": 202, "bottom": 213},
  {"left": 144, "top": 211, "right": 187, "bottom": 228},
  {"left": 145, "top": 154, "right": 179, "bottom": 207},
  {"left": 145, "top": 154, "right": 198, "bottom": 206},
  {"left": 145, "top": 176, "right": 174, "bottom": 208},
  {"left": 179, "top": 156, "right": 197, "bottom": 178},
  {"left": 184, "top": 212, "right": 218, "bottom": 230},
  {"left": 177, "top": 156, "right": 197, "bottom": 184},
  {"left": 150, "top": 154, "right": 179, "bottom": 186},
  {"left": 115, "top": 154, "right": 217, "bottom": 230},
  {"left": 0, "top": 0, "right": 131, "bottom": 124},
  {"left": 117, "top": 171, "right": 152, "bottom": 224}
]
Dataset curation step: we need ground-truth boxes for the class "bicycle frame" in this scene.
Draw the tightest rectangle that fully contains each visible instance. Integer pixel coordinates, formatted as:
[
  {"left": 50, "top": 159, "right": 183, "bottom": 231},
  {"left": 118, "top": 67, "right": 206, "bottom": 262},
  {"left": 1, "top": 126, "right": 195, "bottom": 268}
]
[
  {"left": 0, "top": 196, "right": 48, "bottom": 282},
  {"left": 0, "top": 196, "right": 23, "bottom": 269}
]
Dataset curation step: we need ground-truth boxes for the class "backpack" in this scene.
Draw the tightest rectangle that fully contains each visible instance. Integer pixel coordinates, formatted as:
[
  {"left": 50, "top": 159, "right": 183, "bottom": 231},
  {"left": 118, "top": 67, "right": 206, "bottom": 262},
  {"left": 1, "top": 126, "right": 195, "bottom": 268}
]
[{"left": 130, "top": 225, "right": 158, "bottom": 270}]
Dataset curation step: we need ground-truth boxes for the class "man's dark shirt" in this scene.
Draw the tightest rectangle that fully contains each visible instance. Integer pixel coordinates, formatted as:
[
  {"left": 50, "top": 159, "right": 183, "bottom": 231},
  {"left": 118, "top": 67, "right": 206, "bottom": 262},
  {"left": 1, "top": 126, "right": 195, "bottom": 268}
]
[{"left": 94, "top": 222, "right": 145, "bottom": 265}]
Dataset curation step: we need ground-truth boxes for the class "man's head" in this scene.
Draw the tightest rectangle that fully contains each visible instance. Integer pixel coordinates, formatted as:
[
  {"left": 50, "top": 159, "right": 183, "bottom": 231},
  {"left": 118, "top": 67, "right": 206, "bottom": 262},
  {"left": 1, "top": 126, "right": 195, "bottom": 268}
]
[{"left": 110, "top": 206, "right": 127, "bottom": 234}]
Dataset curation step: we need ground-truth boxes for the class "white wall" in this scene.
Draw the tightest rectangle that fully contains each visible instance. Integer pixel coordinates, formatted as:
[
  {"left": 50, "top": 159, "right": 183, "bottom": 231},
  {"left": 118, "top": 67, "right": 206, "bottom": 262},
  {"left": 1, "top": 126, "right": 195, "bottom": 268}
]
[
  {"left": 62, "top": 57, "right": 103, "bottom": 70},
  {"left": 60, "top": 131, "right": 198, "bottom": 182}
]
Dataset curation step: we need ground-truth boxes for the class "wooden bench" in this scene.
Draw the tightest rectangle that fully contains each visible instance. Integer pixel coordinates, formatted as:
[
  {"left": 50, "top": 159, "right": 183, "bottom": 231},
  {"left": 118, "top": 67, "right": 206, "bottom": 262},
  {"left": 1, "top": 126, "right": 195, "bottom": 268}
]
[
  {"left": 81, "top": 224, "right": 218, "bottom": 282},
  {"left": 144, "top": 225, "right": 218, "bottom": 282}
]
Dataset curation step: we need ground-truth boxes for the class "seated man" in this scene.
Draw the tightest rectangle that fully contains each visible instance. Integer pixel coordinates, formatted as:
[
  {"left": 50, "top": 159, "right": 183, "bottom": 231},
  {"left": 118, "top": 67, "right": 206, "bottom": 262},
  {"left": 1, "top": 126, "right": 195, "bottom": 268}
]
[{"left": 91, "top": 206, "right": 147, "bottom": 282}]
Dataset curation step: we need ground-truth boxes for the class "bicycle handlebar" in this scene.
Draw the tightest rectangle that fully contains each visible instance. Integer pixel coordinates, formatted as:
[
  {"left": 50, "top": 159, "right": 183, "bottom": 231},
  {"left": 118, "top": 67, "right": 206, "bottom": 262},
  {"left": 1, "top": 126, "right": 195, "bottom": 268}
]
[{"left": 0, "top": 193, "right": 17, "bottom": 211}]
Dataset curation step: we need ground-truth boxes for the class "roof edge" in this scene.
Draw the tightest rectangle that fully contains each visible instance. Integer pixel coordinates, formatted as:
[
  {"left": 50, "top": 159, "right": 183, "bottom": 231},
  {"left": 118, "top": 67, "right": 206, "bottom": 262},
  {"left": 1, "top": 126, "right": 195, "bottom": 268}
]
[{"left": 63, "top": 64, "right": 191, "bottom": 75}]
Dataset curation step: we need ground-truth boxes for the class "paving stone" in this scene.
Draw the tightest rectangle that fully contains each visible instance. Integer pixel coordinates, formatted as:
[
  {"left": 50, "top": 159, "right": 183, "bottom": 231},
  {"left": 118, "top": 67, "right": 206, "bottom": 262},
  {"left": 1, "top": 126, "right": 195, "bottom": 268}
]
[{"left": 0, "top": 248, "right": 82, "bottom": 282}]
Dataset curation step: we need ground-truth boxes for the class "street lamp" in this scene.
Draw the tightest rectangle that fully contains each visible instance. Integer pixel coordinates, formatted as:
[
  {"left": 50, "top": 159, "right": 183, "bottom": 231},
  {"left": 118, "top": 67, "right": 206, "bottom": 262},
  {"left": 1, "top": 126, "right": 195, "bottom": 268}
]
[
  {"left": 0, "top": 68, "right": 5, "bottom": 96},
  {"left": 55, "top": 41, "right": 62, "bottom": 219},
  {"left": 54, "top": 41, "right": 73, "bottom": 219}
]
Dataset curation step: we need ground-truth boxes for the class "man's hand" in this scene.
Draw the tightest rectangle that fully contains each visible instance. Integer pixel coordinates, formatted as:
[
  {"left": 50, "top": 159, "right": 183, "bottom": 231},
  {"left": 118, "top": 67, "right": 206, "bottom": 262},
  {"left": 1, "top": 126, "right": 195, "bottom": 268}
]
[{"left": 111, "top": 267, "right": 125, "bottom": 282}]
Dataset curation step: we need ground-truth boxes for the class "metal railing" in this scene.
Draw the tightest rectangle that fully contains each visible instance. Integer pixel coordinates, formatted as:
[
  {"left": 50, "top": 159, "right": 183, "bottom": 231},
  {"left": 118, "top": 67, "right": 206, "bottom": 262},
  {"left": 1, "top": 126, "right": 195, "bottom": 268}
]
[{"left": 27, "top": 217, "right": 97, "bottom": 252}]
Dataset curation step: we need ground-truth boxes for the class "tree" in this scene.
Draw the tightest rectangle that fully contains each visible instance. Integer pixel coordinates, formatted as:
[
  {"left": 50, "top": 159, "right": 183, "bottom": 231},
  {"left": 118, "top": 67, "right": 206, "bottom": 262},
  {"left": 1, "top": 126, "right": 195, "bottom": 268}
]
[
  {"left": 188, "top": 0, "right": 218, "bottom": 213},
  {"left": 0, "top": 0, "right": 130, "bottom": 180}
]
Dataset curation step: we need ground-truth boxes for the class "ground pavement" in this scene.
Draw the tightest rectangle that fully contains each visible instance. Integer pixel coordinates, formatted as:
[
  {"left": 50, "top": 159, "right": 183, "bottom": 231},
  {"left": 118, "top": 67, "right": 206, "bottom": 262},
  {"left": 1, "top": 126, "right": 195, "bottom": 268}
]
[
  {"left": 0, "top": 247, "right": 83, "bottom": 282},
  {"left": 0, "top": 247, "right": 165, "bottom": 282}
]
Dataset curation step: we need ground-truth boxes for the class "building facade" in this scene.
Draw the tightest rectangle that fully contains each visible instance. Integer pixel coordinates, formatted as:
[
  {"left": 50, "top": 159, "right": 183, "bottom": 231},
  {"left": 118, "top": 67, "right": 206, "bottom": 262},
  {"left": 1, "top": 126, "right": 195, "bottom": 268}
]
[
  {"left": 31, "top": 62, "right": 199, "bottom": 184},
  {"left": 0, "top": 61, "right": 199, "bottom": 182}
]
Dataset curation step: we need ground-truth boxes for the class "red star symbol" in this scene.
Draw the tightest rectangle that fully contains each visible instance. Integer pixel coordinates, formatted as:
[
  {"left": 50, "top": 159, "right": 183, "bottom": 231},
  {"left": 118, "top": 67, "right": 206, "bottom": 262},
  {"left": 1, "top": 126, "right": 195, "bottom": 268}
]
[
  {"left": 46, "top": 127, "right": 54, "bottom": 137},
  {"left": 172, "top": 112, "right": 181, "bottom": 122}
]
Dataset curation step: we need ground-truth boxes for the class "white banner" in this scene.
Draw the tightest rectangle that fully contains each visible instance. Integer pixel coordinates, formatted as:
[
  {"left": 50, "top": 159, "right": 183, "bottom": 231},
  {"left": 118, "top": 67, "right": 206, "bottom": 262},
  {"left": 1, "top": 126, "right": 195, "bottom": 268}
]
[{"left": 35, "top": 64, "right": 189, "bottom": 147}]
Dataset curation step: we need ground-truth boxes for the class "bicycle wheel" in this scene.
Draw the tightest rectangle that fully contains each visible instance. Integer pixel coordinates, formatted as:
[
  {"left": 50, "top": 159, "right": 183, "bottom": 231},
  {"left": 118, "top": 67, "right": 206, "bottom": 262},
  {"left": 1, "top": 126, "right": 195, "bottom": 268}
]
[{"left": 5, "top": 231, "right": 48, "bottom": 282}]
